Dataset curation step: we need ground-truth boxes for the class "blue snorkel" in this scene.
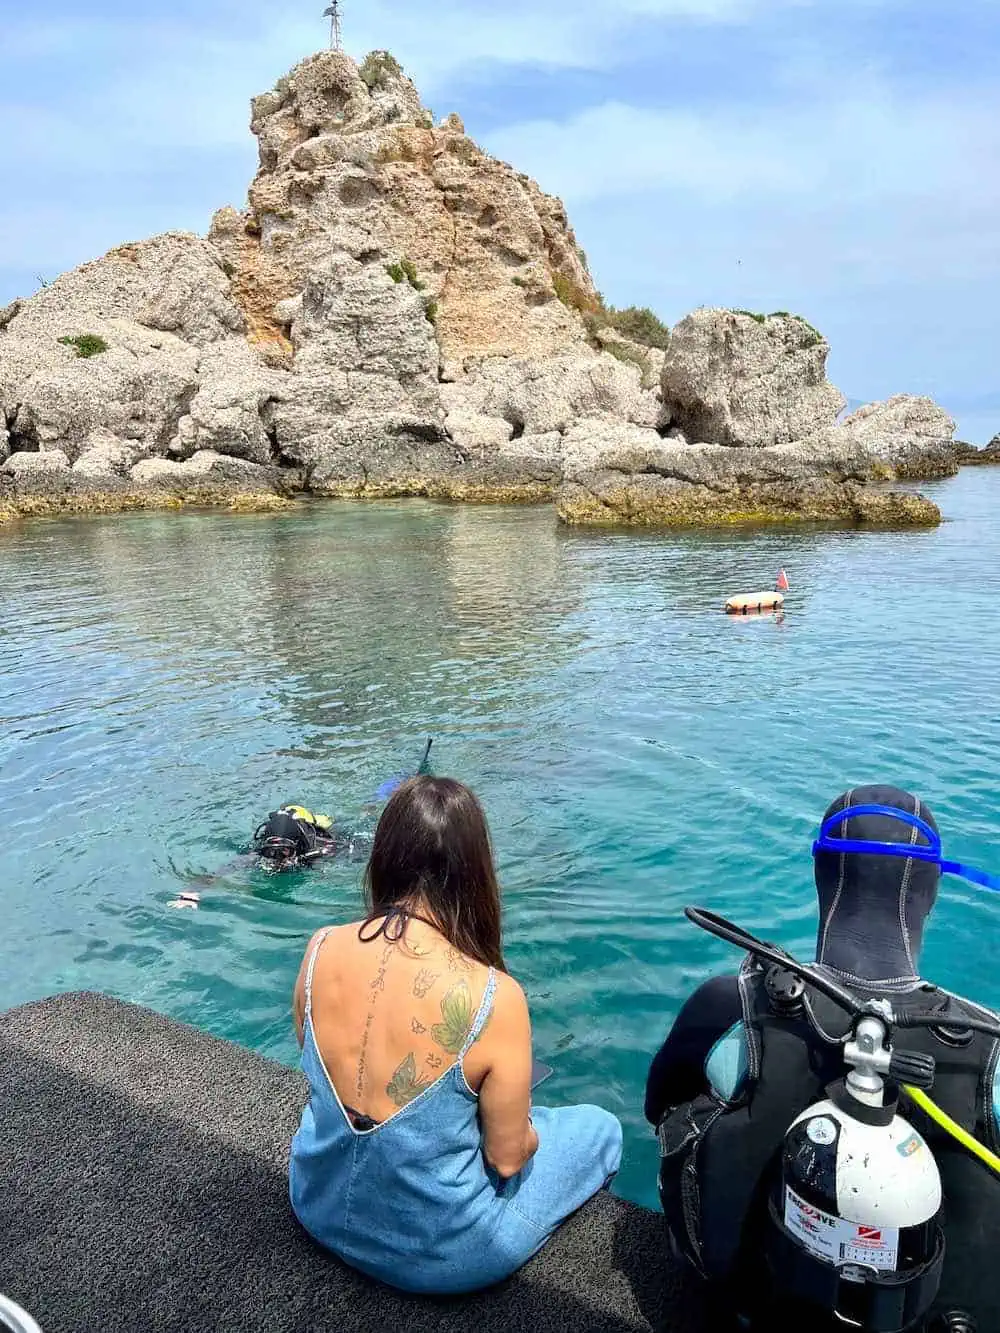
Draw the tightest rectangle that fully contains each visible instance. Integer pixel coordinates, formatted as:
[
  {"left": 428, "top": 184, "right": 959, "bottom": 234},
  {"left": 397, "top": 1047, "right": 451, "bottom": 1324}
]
[
  {"left": 812, "top": 803, "right": 1000, "bottom": 895},
  {"left": 374, "top": 738, "right": 434, "bottom": 803}
]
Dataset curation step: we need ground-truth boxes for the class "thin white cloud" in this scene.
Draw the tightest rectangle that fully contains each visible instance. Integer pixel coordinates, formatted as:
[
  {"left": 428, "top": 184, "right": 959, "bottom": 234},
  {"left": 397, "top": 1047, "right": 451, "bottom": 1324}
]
[{"left": 485, "top": 83, "right": 1000, "bottom": 288}]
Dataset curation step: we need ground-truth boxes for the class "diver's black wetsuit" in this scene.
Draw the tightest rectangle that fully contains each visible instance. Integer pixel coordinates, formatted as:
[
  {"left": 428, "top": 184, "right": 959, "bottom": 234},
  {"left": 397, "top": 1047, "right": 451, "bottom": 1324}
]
[
  {"left": 648, "top": 786, "right": 1000, "bottom": 1332},
  {"left": 644, "top": 975, "right": 740, "bottom": 1126}
]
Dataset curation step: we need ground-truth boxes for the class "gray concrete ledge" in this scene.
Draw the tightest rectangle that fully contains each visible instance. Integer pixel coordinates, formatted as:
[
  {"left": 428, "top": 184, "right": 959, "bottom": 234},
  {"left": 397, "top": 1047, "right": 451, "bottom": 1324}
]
[{"left": 0, "top": 992, "right": 707, "bottom": 1332}]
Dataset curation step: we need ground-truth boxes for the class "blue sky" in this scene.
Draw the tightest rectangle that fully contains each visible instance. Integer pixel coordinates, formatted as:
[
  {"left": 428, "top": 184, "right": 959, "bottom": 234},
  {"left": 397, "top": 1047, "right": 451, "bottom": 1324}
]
[{"left": 2, "top": 0, "right": 998, "bottom": 441}]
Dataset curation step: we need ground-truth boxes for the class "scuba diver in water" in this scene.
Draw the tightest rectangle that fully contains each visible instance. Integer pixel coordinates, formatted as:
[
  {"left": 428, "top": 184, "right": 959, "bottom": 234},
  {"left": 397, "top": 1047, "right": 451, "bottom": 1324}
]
[
  {"left": 252, "top": 804, "right": 340, "bottom": 868},
  {"left": 648, "top": 785, "right": 1000, "bottom": 1333},
  {"left": 169, "top": 740, "right": 434, "bottom": 908}
]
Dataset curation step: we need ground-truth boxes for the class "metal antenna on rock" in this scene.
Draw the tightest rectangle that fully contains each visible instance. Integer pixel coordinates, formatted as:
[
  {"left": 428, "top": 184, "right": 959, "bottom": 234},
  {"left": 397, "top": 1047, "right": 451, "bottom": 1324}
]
[{"left": 323, "top": 2, "right": 343, "bottom": 51}]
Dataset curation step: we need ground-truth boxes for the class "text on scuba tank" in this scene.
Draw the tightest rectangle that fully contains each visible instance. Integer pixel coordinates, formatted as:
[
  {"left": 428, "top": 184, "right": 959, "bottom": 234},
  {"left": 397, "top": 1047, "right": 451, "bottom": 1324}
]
[{"left": 784, "top": 1188, "right": 900, "bottom": 1272}]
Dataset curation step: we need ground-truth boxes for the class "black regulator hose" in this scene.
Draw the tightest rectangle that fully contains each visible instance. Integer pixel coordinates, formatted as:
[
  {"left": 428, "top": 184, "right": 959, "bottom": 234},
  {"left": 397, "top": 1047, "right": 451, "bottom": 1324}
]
[
  {"left": 895, "top": 1011, "right": 1000, "bottom": 1042},
  {"left": 684, "top": 907, "right": 867, "bottom": 1020},
  {"left": 685, "top": 908, "right": 1000, "bottom": 1043}
]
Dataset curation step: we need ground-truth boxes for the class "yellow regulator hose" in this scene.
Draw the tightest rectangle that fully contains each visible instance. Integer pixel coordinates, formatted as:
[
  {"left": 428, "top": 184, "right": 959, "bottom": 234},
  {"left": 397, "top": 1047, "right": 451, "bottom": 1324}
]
[{"left": 904, "top": 1085, "right": 1000, "bottom": 1177}]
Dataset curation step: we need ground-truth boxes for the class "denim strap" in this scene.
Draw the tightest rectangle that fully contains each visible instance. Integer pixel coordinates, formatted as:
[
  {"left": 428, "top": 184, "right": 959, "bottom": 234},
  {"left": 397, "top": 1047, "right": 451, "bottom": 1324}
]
[
  {"left": 461, "top": 967, "right": 497, "bottom": 1057},
  {"left": 304, "top": 927, "right": 336, "bottom": 1020}
]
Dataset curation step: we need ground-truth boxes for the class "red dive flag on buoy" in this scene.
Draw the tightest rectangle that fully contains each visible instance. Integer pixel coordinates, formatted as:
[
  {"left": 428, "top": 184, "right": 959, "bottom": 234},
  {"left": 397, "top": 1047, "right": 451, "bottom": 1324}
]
[{"left": 776, "top": 569, "right": 790, "bottom": 591}]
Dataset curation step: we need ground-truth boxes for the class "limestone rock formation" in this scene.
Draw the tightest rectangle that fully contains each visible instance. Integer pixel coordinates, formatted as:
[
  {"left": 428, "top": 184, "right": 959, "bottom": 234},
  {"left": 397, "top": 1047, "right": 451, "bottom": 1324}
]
[
  {"left": 271, "top": 248, "right": 457, "bottom": 492},
  {"left": 660, "top": 309, "right": 845, "bottom": 448},
  {"left": 801, "top": 395, "right": 958, "bottom": 480},
  {"left": 0, "top": 46, "right": 950, "bottom": 530},
  {"left": 0, "top": 231, "right": 291, "bottom": 510},
  {"left": 441, "top": 350, "right": 659, "bottom": 450},
  {"left": 557, "top": 431, "right": 941, "bottom": 528},
  {"left": 954, "top": 432, "right": 1000, "bottom": 465},
  {"left": 207, "top": 49, "right": 594, "bottom": 366}
]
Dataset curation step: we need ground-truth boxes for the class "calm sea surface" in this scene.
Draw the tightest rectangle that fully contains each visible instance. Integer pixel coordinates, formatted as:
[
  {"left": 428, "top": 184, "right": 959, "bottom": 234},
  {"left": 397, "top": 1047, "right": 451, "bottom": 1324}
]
[{"left": 2, "top": 469, "right": 999, "bottom": 1209}]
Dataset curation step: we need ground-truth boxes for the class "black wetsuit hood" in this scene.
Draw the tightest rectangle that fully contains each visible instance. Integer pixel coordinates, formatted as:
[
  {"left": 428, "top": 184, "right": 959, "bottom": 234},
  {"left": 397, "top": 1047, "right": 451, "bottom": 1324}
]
[{"left": 814, "top": 784, "right": 940, "bottom": 991}]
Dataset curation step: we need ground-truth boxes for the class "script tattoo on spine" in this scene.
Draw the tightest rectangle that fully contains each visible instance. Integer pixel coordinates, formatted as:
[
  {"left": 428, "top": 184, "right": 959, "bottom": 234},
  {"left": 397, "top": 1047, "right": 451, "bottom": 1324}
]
[{"left": 356, "top": 939, "right": 394, "bottom": 1101}]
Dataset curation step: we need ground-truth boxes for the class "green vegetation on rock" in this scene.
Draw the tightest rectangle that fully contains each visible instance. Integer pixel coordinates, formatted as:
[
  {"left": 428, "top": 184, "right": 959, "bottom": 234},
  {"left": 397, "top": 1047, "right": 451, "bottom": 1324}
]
[
  {"left": 386, "top": 258, "right": 436, "bottom": 326},
  {"left": 602, "top": 340, "right": 658, "bottom": 389},
  {"left": 359, "top": 50, "right": 403, "bottom": 91},
  {"left": 58, "top": 334, "right": 109, "bottom": 359},
  {"left": 732, "top": 310, "right": 824, "bottom": 346},
  {"left": 594, "top": 304, "right": 670, "bottom": 350},
  {"left": 786, "top": 315, "right": 823, "bottom": 347},
  {"left": 552, "top": 272, "right": 600, "bottom": 317},
  {"left": 387, "top": 258, "right": 423, "bottom": 290}
]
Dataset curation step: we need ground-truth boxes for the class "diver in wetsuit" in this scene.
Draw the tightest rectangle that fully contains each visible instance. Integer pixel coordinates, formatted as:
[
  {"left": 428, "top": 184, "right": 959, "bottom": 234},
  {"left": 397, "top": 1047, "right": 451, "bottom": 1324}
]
[
  {"left": 252, "top": 804, "right": 341, "bottom": 868},
  {"left": 648, "top": 785, "right": 1000, "bottom": 1332},
  {"left": 169, "top": 803, "right": 344, "bottom": 907},
  {"left": 169, "top": 740, "right": 435, "bottom": 908}
]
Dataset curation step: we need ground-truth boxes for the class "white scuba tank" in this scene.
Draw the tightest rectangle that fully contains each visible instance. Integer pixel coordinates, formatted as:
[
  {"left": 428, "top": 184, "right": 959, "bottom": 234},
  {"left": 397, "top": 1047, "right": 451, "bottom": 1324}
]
[
  {"left": 766, "top": 1013, "right": 947, "bottom": 1330},
  {"left": 782, "top": 1100, "right": 941, "bottom": 1274}
]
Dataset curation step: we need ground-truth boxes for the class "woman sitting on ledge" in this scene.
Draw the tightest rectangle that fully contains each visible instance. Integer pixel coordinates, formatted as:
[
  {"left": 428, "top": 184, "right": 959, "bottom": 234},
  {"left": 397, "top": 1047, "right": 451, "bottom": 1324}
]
[{"left": 289, "top": 775, "right": 623, "bottom": 1295}]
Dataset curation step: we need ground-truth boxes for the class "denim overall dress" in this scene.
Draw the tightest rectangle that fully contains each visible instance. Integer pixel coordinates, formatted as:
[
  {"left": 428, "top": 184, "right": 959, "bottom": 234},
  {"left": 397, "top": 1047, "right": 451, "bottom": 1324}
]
[{"left": 289, "top": 928, "right": 623, "bottom": 1294}]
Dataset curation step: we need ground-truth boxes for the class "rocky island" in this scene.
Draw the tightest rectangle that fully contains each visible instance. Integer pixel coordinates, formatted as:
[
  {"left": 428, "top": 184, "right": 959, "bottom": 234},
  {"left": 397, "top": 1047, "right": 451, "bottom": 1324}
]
[{"left": 0, "top": 49, "right": 971, "bottom": 529}]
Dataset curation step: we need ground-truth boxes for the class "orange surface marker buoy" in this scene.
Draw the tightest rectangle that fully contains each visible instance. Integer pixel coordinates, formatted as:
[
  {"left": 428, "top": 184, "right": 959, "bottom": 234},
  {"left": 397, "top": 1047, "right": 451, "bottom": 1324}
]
[
  {"left": 725, "top": 592, "right": 785, "bottom": 614},
  {"left": 725, "top": 570, "right": 789, "bottom": 614}
]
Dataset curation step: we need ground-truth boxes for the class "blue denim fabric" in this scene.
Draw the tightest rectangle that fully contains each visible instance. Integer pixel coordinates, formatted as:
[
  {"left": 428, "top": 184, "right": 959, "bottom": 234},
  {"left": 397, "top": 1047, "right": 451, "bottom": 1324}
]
[{"left": 289, "top": 930, "right": 623, "bottom": 1294}]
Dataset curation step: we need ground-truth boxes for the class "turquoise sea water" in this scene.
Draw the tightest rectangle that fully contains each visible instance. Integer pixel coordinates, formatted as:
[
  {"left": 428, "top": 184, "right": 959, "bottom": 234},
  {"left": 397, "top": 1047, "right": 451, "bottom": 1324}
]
[{"left": 2, "top": 469, "right": 1000, "bottom": 1210}]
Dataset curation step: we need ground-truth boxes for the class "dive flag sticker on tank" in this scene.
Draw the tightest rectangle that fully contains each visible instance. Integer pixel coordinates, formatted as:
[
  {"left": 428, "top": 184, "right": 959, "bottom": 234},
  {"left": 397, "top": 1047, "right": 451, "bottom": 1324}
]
[{"left": 784, "top": 1188, "right": 900, "bottom": 1272}]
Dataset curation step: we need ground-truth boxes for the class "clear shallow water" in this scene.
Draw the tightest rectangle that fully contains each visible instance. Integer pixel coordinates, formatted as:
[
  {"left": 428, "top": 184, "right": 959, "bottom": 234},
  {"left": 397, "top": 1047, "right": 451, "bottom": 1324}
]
[{"left": 2, "top": 470, "right": 1000, "bottom": 1210}]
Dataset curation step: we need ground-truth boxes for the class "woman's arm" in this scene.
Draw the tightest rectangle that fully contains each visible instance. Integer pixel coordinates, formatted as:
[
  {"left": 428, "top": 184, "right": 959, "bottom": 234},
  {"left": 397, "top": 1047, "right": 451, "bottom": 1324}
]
[{"left": 476, "top": 975, "right": 539, "bottom": 1179}]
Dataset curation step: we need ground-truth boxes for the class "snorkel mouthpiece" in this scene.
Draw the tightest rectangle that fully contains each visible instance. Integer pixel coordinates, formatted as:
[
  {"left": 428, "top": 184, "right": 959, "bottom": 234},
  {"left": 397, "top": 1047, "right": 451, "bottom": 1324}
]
[{"left": 813, "top": 803, "right": 1000, "bottom": 894}]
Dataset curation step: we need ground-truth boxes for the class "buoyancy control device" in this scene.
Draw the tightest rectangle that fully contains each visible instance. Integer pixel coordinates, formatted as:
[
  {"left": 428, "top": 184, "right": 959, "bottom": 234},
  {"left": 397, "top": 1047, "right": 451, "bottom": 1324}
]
[{"left": 681, "top": 909, "right": 1000, "bottom": 1333}]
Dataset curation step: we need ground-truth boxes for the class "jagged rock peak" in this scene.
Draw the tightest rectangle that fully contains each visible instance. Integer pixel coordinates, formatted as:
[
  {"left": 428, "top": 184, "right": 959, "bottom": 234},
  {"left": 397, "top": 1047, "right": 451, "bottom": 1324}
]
[
  {"left": 209, "top": 48, "right": 597, "bottom": 364},
  {"left": 251, "top": 50, "right": 431, "bottom": 171}
]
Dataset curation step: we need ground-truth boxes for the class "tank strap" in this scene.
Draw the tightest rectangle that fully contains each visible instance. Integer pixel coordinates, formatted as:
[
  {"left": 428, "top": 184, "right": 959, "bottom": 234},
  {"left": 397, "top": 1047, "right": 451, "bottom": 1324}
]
[
  {"left": 461, "top": 968, "right": 497, "bottom": 1057},
  {"left": 304, "top": 927, "right": 336, "bottom": 1021}
]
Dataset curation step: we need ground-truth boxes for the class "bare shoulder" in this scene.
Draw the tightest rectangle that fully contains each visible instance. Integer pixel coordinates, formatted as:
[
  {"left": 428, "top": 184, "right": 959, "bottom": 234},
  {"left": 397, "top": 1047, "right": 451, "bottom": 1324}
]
[
  {"left": 484, "top": 970, "right": 530, "bottom": 1033},
  {"left": 493, "top": 970, "right": 528, "bottom": 1008},
  {"left": 298, "top": 922, "right": 350, "bottom": 969}
]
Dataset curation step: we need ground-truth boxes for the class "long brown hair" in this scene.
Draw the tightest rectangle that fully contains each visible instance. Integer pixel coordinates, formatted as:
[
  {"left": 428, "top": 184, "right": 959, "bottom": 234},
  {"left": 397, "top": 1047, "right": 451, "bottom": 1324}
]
[{"left": 362, "top": 776, "right": 506, "bottom": 971}]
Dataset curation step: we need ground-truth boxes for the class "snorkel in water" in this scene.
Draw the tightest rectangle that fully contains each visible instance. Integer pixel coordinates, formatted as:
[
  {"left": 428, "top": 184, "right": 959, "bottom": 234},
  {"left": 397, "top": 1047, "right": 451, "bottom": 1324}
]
[{"left": 375, "top": 737, "right": 434, "bottom": 803}]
